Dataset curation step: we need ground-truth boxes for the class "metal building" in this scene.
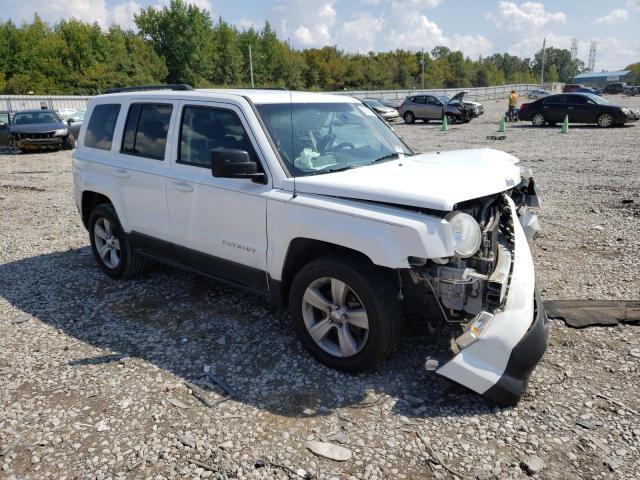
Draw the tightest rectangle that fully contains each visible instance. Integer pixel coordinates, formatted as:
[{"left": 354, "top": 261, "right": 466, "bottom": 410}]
[{"left": 572, "top": 70, "right": 634, "bottom": 88}]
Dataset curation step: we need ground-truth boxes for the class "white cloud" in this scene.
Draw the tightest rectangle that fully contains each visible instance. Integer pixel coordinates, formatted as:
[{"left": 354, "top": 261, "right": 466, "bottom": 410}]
[
  {"left": 112, "top": 1, "right": 142, "bottom": 30},
  {"left": 593, "top": 9, "right": 628, "bottom": 25},
  {"left": 486, "top": 1, "right": 566, "bottom": 31},
  {"left": 0, "top": 0, "right": 213, "bottom": 29},
  {"left": 509, "top": 32, "right": 638, "bottom": 70},
  {"left": 335, "top": 12, "right": 384, "bottom": 53},
  {"left": 449, "top": 34, "right": 493, "bottom": 59},
  {"left": 271, "top": 0, "right": 336, "bottom": 47},
  {"left": 235, "top": 18, "right": 261, "bottom": 31}
]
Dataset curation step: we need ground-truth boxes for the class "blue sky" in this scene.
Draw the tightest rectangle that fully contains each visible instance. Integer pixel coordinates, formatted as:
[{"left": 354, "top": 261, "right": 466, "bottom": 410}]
[{"left": 1, "top": 0, "right": 638, "bottom": 69}]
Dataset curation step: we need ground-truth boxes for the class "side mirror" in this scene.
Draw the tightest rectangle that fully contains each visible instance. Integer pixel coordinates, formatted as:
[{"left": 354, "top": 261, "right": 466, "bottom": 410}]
[
  {"left": 67, "top": 119, "right": 75, "bottom": 125},
  {"left": 211, "top": 148, "right": 266, "bottom": 184}
]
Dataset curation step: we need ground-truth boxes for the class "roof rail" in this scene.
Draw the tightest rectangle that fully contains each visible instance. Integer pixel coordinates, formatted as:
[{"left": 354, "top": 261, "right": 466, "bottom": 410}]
[{"left": 104, "top": 84, "right": 194, "bottom": 94}]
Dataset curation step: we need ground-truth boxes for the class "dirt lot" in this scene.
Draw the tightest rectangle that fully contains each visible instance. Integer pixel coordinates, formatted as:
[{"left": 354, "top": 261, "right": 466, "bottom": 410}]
[{"left": 1, "top": 95, "right": 639, "bottom": 480}]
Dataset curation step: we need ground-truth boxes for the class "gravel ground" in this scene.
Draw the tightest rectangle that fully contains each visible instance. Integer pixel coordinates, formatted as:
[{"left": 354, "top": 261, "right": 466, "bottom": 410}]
[{"left": 1, "top": 95, "right": 639, "bottom": 480}]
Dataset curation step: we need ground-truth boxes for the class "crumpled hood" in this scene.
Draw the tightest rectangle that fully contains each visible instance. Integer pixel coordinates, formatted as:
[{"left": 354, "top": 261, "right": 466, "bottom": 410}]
[
  {"left": 10, "top": 122, "right": 66, "bottom": 134},
  {"left": 292, "top": 148, "right": 522, "bottom": 211}
]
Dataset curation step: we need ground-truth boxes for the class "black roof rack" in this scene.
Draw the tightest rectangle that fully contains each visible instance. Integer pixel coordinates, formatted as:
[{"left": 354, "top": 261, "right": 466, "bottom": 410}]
[{"left": 104, "top": 84, "right": 194, "bottom": 94}]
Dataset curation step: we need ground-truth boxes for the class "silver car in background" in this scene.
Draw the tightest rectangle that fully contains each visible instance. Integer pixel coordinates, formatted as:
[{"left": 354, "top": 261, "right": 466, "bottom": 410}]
[
  {"left": 527, "top": 89, "right": 552, "bottom": 99},
  {"left": 361, "top": 98, "right": 399, "bottom": 122}
]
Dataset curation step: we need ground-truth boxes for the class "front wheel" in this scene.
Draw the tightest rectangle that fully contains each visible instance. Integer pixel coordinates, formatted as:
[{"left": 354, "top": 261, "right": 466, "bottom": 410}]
[
  {"left": 89, "top": 203, "right": 145, "bottom": 279},
  {"left": 597, "top": 112, "right": 614, "bottom": 128},
  {"left": 289, "top": 254, "right": 402, "bottom": 373},
  {"left": 531, "top": 113, "right": 545, "bottom": 127}
]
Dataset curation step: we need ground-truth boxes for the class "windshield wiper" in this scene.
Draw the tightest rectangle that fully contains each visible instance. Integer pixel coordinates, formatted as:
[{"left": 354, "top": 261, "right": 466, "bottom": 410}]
[
  {"left": 308, "top": 165, "right": 357, "bottom": 175},
  {"left": 370, "top": 151, "right": 409, "bottom": 164}
]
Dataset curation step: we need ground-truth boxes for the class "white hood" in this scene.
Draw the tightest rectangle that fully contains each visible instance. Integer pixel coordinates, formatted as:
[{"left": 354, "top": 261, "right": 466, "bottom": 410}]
[{"left": 292, "top": 148, "right": 521, "bottom": 211}]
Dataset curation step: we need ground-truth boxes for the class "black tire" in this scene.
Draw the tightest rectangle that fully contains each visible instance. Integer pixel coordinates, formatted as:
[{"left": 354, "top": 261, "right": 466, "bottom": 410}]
[
  {"left": 88, "top": 203, "right": 144, "bottom": 279},
  {"left": 597, "top": 112, "right": 615, "bottom": 128},
  {"left": 403, "top": 111, "right": 415, "bottom": 124},
  {"left": 288, "top": 254, "right": 402, "bottom": 373},
  {"left": 62, "top": 134, "right": 75, "bottom": 150},
  {"left": 531, "top": 113, "right": 545, "bottom": 127}
]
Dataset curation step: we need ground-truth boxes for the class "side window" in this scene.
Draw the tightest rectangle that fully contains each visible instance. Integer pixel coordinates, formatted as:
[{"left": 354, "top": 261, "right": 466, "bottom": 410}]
[
  {"left": 544, "top": 95, "right": 566, "bottom": 104},
  {"left": 85, "top": 104, "right": 120, "bottom": 150},
  {"left": 179, "top": 106, "right": 259, "bottom": 168},
  {"left": 121, "top": 103, "right": 172, "bottom": 160},
  {"left": 426, "top": 96, "right": 440, "bottom": 105},
  {"left": 0, "top": 113, "right": 9, "bottom": 124},
  {"left": 571, "top": 96, "right": 589, "bottom": 105},
  {"left": 413, "top": 96, "right": 426, "bottom": 104}
]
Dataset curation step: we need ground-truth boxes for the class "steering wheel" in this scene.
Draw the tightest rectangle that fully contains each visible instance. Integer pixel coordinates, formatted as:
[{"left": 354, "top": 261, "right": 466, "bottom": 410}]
[{"left": 329, "top": 141, "right": 356, "bottom": 151}]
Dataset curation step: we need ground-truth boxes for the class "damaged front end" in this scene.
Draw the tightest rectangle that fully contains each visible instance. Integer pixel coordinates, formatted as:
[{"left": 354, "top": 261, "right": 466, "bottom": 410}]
[{"left": 406, "top": 186, "right": 547, "bottom": 406}]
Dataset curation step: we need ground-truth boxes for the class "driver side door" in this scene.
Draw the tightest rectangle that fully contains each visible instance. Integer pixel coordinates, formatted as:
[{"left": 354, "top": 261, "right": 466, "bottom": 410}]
[
  {"left": 166, "top": 101, "right": 270, "bottom": 290},
  {"left": 425, "top": 96, "right": 444, "bottom": 119}
]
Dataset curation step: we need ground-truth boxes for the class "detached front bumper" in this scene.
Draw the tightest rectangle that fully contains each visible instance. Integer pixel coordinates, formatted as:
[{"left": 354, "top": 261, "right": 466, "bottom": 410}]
[{"left": 435, "top": 199, "right": 548, "bottom": 406}]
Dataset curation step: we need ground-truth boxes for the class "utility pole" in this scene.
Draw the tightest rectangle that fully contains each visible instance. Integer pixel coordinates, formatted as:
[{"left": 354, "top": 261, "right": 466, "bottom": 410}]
[
  {"left": 540, "top": 38, "right": 546, "bottom": 86},
  {"left": 420, "top": 48, "right": 425, "bottom": 90},
  {"left": 587, "top": 42, "right": 597, "bottom": 72},
  {"left": 248, "top": 45, "right": 255, "bottom": 88}
]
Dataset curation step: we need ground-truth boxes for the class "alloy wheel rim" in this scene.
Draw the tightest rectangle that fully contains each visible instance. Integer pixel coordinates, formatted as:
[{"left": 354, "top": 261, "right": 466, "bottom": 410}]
[
  {"left": 533, "top": 114, "right": 544, "bottom": 126},
  {"left": 599, "top": 114, "right": 612, "bottom": 127},
  {"left": 301, "top": 277, "right": 369, "bottom": 358},
  {"left": 94, "top": 217, "right": 121, "bottom": 269},
  {"left": 405, "top": 113, "right": 413, "bottom": 123}
]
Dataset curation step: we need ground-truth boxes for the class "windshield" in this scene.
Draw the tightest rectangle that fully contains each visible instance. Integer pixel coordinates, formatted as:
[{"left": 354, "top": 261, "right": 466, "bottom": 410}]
[
  {"left": 583, "top": 93, "right": 609, "bottom": 104},
  {"left": 439, "top": 95, "right": 460, "bottom": 105},
  {"left": 14, "top": 111, "right": 62, "bottom": 125},
  {"left": 256, "top": 102, "right": 413, "bottom": 177}
]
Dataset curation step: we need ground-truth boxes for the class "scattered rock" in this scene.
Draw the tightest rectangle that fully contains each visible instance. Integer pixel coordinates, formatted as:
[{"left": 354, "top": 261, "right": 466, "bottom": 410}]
[
  {"left": 10, "top": 314, "right": 31, "bottom": 324},
  {"left": 167, "top": 397, "right": 189, "bottom": 409},
  {"left": 307, "top": 441, "right": 352, "bottom": 462},
  {"left": 520, "top": 455, "right": 546, "bottom": 475},
  {"left": 576, "top": 419, "right": 603, "bottom": 430},
  {"left": 218, "top": 440, "right": 234, "bottom": 450}
]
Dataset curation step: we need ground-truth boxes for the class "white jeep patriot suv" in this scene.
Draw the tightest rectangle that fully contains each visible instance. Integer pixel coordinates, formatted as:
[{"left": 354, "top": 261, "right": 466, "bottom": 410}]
[{"left": 73, "top": 85, "right": 547, "bottom": 406}]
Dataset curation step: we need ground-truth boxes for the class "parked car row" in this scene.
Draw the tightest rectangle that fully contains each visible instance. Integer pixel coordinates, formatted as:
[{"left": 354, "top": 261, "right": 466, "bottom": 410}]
[
  {"left": 518, "top": 93, "right": 640, "bottom": 127},
  {"left": 0, "top": 107, "right": 85, "bottom": 152}
]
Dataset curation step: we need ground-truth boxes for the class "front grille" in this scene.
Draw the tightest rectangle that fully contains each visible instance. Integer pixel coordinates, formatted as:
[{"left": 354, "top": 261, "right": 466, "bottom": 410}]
[{"left": 23, "top": 131, "right": 55, "bottom": 140}]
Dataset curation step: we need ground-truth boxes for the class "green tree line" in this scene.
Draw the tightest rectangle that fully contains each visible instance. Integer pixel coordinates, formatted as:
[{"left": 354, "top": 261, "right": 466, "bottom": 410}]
[{"left": 0, "top": 0, "right": 611, "bottom": 95}]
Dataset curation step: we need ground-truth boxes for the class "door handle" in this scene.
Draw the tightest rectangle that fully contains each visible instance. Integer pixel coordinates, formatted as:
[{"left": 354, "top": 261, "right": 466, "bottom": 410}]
[
  {"left": 567, "top": 107, "right": 574, "bottom": 110},
  {"left": 543, "top": 106, "right": 549, "bottom": 109},
  {"left": 114, "top": 168, "right": 130, "bottom": 178},
  {"left": 172, "top": 181, "right": 193, "bottom": 193}
]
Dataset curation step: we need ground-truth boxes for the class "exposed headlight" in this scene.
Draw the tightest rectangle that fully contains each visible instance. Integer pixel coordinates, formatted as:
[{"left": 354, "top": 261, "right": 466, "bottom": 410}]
[
  {"left": 621, "top": 108, "right": 631, "bottom": 115},
  {"left": 446, "top": 211, "right": 482, "bottom": 258},
  {"left": 53, "top": 128, "right": 68, "bottom": 136}
]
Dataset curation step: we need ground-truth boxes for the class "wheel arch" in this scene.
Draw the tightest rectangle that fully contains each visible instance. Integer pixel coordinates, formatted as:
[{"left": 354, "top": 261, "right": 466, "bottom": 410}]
[
  {"left": 271, "top": 238, "right": 395, "bottom": 307},
  {"left": 81, "top": 191, "right": 113, "bottom": 229}
]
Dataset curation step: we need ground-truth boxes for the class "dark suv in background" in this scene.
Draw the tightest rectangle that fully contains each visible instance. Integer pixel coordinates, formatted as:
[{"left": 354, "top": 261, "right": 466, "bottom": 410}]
[{"left": 604, "top": 82, "right": 628, "bottom": 94}]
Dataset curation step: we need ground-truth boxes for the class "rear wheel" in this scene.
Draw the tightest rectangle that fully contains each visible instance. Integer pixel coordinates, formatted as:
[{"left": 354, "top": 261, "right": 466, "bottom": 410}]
[
  {"left": 289, "top": 254, "right": 402, "bottom": 373},
  {"left": 597, "top": 112, "right": 614, "bottom": 128},
  {"left": 531, "top": 113, "right": 545, "bottom": 127},
  {"left": 403, "top": 111, "right": 415, "bottom": 124},
  {"left": 89, "top": 203, "right": 145, "bottom": 279}
]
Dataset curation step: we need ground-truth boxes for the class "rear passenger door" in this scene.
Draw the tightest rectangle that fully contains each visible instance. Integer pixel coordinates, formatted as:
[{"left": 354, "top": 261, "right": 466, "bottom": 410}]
[
  {"left": 113, "top": 101, "right": 175, "bottom": 243},
  {"left": 165, "top": 101, "right": 270, "bottom": 290},
  {"left": 542, "top": 95, "right": 568, "bottom": 123},
  {"left": 410, "top": 96, "right": 428, "bottom": 118}
]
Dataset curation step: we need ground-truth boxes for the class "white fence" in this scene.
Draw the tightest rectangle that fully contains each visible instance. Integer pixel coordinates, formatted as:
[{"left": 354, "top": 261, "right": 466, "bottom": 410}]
[
  {"left": 0, "top": 84, "right": 539, "bottom": 112},
  {"left": 333, "top": 84, "right": 540, "bottom": 102},
  {"left": 0, "top": 95, "right": 92, "bottom": 112}
]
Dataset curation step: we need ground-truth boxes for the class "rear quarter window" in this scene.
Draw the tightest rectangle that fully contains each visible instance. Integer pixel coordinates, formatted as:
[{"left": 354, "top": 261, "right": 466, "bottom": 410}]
[{"left": 85, "top": 104, "right": 121, "bottom": 150}]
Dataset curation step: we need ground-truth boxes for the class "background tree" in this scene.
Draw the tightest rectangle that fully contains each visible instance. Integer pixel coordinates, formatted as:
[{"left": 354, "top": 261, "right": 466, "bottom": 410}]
[
  {"left": 532, "top": 47, "right": 584, "bottom": 83},
  {"left": 135, "top": 0, "right": 213, "bottom": 84}
]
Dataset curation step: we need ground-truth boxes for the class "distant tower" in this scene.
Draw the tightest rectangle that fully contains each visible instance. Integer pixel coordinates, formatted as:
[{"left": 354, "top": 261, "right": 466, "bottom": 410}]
[
  {"left": 587, "top": 42, "right": 597, "bottom": 72},
  {"left": 570, "top": 39, "right": 578, "bottom": 60}
]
